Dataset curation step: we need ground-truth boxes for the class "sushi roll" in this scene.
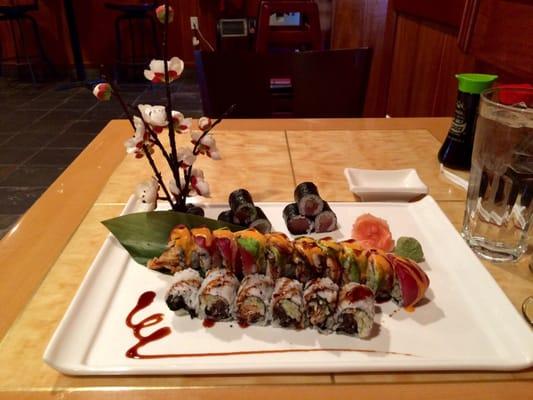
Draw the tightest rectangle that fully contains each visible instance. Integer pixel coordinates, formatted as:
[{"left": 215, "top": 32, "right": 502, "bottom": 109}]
[
  {"left": 249, "top": 206, "right": 272, "bottom": 234},
  {"left": 147, "top": 224, "right": 193, "bottom": 274},
  {"left": 339, "top": 239, "right": 368, "bottom": 284},
  {"left": 294, "top": 182, "right": 324, "bottom": 217},
  {"left": 190, "top": 227, "right": 214, "bottom": 275},
  {"left": 185, "top": 203, "right": 205, "bottom": 216},
  {"left": 235, "top": 228, "right": 267, "bottom": 277},
  {"left": 303, "top": 277, "right": 339, "bottom": 333},
  {"left": 365, "top": 251, "right": 394, "bottom": 301},
  {"left": 293, "top": 236, "right": 325, "bottom": 283},
  {"left": 217, "top": 210, "right": 235, "bottom": 224},
  {"left": 314, "top": 201, "right": 337, "bottom": 233},
  {"left": 229, "top": 189, "right": 257, "bottom": 225},
  {"left": 198, "top": 269, "right": 240, "bottom": 322},
  {"left": 234, "top": 274, "right": 274, "bottom": 326},
  {"left": 283, "top": 203, "right": 314, "bottom": 235},
  {"left": 212, "top": 228, "right": 238, "bottom": 273},
  {"left": 265, "top": 232, "right": 296, "bottom": 280},
  {"left": 317, "top": 237, "right": 343, "bottom": 284},
  {"left": 387, "top": 254, "right": 430, "bottom": 308},
  {"left": 165, "top": 268, "right": 203, "bottom": 317},
  {"left": 334, "top": 283, "right": 375, "bottom": 338},
  {"left": 270, "top": 277, "right": 306, "bottom": 329}
]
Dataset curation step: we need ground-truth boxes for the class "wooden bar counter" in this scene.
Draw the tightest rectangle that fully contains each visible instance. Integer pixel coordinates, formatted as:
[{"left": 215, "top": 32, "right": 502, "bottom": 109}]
[{"left": 0, "top": 118, "right": 531, "bottom": 400}]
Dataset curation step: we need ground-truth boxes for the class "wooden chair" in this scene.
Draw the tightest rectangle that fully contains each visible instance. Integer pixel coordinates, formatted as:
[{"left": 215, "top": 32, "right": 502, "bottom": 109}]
[
  {"left": 255, "top": 0, "right": 321, "bottom": 53},
  {"left": 194, "top": 48, "right": 373, "bottom": 118}
]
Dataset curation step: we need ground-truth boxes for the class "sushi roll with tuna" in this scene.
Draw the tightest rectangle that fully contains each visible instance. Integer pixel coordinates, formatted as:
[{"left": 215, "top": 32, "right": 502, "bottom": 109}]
[
  {"left": 212, "top": 228, "right": 238, "bottom": 273},
  {"left": 249, "top": 207, "right": 272, "bottom": 234},
  {"left": 198, "top": 269, "right": 240, "bottom": 322},
  {"left": 283, "top": 203, "right": 314, "bottom": 235},
  {"left": 265, "top": 232, "right": 295, "bottom": 280},
  {"left": 293, "top": 236, "right": 325, "bottom": 283},
  {"left": 314, "top": 201, "right": 337, "bottom": 233},
  {"left": 166, "top": 268, "right": 203, "bottom": 317},
  {"left": 294, "top": 182, "right": 324, "bottom": 217},
  {"left": 190, "top": 227, "right": 214, "bottom": 275},
  {"left": 303, "top": 277, "right": 339, "bottom": 333},
  {"left": 229, "top": 189, "right": 257, "bottom": 225},
  {"left": 339, "top": 239, "right": 368, "bottom": 284},
  {"left": 147, "top": 225, "right": 193, "bottom": 274},
  {"left": 234, "top": 274, "right": 274, "bottom": 326},
  {"left": 386, "top": 254, "right": 430, "bottom": 308},
  {"left": 317, "top": 237, "right": 343, "bottom": 284},
  {"left": 270, "top": 277, "right": 306, "bottom": 329},
  {"left": 365, "top": 251, "right": 394, "bottom": 301},
  {"left": 235, "top": 228, "right": 266, "bottom": 277},
  {"left": 334, "top": 283, "right": 375, "bottom": 338}
]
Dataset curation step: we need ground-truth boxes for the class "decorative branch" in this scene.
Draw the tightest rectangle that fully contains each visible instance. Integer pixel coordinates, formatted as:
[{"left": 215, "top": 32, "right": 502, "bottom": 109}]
[{"left": 143, "top": 144, "right": 176, "bottom": 210}]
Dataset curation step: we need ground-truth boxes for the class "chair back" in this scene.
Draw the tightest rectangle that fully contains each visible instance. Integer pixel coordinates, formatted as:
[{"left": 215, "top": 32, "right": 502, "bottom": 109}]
[{"left": 255, "top": 0, "right": 321, "bottom": 53}]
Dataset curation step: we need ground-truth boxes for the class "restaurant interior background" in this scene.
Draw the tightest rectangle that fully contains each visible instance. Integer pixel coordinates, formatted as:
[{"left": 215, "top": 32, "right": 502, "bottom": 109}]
[{"left": 0, "top": 0, "right": 532, "bottom": 237}]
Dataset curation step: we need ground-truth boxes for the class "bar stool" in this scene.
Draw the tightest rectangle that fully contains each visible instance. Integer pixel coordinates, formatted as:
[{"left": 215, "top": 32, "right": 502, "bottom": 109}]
[
  {"left": 0, "top": 0, "right": 53, "bottom": 83},
  {"left": 255, "top": 0, "right": 321, "bottom": 53},
  {"left": 105, "top": 1, "right": 160, "bottom": 81}
]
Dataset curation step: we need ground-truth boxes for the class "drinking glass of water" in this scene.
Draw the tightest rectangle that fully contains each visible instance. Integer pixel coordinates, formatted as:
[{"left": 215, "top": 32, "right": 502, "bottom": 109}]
[{"left": 462, "top": 87, "right": 533, "bottom": 262}]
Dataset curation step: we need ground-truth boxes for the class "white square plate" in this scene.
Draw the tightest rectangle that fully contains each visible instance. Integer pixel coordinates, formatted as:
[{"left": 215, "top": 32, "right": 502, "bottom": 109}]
[
  {"left": 344, "top": 168, "right": 428, "bottom": 201},
  {"left": 43, "top": 197, "right": 533, "bottom": 375}
]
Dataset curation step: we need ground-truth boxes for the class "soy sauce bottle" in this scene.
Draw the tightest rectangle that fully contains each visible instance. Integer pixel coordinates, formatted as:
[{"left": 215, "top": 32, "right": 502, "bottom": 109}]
[{"left": 438, "top": 73, "right": 497, "bottom": 170}]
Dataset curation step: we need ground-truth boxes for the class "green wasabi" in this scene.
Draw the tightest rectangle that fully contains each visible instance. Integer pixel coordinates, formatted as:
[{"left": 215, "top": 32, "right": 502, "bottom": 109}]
[{"left": 394, "top": 236, "right": 424, "bottom": 262}]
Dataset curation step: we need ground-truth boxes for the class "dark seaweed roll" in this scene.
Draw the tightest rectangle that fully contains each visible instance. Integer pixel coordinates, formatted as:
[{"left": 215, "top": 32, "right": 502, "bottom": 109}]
[
  {"left": 166, "top": 268, "right": 203, "bottom": 317},
  {"left": 314, "top": 201, "right": 337, "bottom": 233},
  {"left": 249, "top": 207, "right": 272, "bottom": 233},
  {"left": 294, "top": 182, "right": 324, "bottom": 217},
  {"left": 198, "top": 269, "right": 240, "bottom": 322},
  {"left": 283, "top": 203, "right": 313, "bottom": 235},
  {"left": 217, "top": 210, "right": 235, "bottom": 224},
  {"left": 303, "top": 277, "right": 339, "bottom": 333},
  {"left": 229, "top": 189, "right": 257, "bottom": 225},
  {"left": 334, "top": 283, "right": 375, "bottom": 338},
  {"left": 234, "top": 274, "right": 274, "bottom": 326},
  {"left": 270, "top": 277, "right": 306, "bottom": 329}
]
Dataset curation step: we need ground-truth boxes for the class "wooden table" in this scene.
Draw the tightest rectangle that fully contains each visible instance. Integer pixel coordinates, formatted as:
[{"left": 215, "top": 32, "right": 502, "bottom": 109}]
[{"left": 0, "top": 118, "right": 531, "bottom": 400}]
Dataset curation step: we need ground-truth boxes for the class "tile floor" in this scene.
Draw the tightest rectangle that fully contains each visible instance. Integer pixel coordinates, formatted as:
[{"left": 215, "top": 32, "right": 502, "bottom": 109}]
[{"left": 0, "top": 70, "right": 202, "bottom": 238}]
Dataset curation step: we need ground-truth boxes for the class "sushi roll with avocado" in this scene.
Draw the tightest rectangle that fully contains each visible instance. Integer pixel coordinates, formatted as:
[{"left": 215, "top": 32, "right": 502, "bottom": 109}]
[
  {"left": 334, "top": 283, "right": 375, "bottom": 338},
  {"left": 283, "top": 203, "right": 314, "bottom": 235},
  {"left": 166, "top": 268, "right": 203, "bottom": 317},
  {"left": 147, "top": 225, "right": 193, "bottom": 275},
  {"left": 294, "top": 182, "right": 324, "bottom": 217},
  {"left": 386, "top": 254, "right": 430, "bottom": 308},
  {"left": 198, "top": 269, "right": 239, "bottom": 322},
  {"left": 229, "top": 189, "right": 257, "bottom": 225},
  {"left": 235, "top": 228, "right": 267, "bottom": 277},
  {"left": 270, "top": 277, "right": 306, "bottom": 329},
  {"left": 265, "top": 232, "right": 295, "bottom": 280},
  {"left": 317, "top": 237, "right": 343, "bottom": 284},
  {"left": 293, "top": 236, "right": 326, "bottom": 283},
  {"left": 365, "top": 252, "right": 394, "bottom": 301},
  {"left": 339, "top": 239, "right": 368, "bottom": 284},
  {"left": 234, "top": 274, "right": 274, "bottom": 326},
  {"left": 190, "top": 227, "right": 214, "bottom": 275},
  {"left": 212, "top": 228, "right": 238, "bottom": 273},
  {"left": 303, "top": 277, "right": 339, "bottom": 333}
]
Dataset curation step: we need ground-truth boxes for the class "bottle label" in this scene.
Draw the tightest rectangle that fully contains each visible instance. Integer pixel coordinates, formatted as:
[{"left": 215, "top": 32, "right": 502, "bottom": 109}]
[{"left": 448, "top": 100, "right": 467, "bottom": 142}]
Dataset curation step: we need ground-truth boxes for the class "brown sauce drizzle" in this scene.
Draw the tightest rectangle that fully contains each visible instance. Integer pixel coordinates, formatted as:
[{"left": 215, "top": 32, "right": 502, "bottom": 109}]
[{"left": 126, "top": 291, "right": 416, "bottom": 360}]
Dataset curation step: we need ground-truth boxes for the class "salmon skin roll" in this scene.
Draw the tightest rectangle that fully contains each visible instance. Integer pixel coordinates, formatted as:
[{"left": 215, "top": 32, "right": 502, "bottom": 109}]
[
  {"left": 339, "top": 239, "right": 368, "bottom": 284},
  {"left": 147, "top": 225, "right": 193, "bottom": 275},
  {"left": 314, "top": 201, "right": 337, "bottom": 233},
  {"left": 212, "top": 228, "right": 238, "bottom": 273},
  {"left": 334, "top": 283, "right": 375, "bottom": 338},
  {"left": 270, "top": 277, "right": 306, "bottom": 329},
  {"left": 198, "top": 269, "right": 239, "bottom": 322},
  {"left": 234, "top": 274, "right": 274, "bottom": 326},
  {"left": 190, "top": 227, "right": 215, "bottom": 275},
  {"left": 317, "top": 237, "right": 343, "bottom": 284},
  {"left": 294, "top": 182, "right": 324, "bottom": 217},
  {"left": 265, "top": 232, "right": 295, "bottom": 280},
  {"left": 235, "top": 228, "right": 267, "bottom": 277},
  {"left": 229, "top": 189, "right": 257, "bottom": 225},
  {"left": 365, "top": 251, "right": 394, "bottom": 301},
  {"left": 283, "top": 203, "right": 314, "bottom": 235},
  {"left": 166, "top": 268, "right": 203, "bottom": 317},
  {"left": 387, "top": 254, "right": 430, "bottom": 308},
  {"left": 303, "top": 277, "right": 339, "bottom": 333},
  {"left": 293, "top": 237, "right": 325, "bottom": 283}
]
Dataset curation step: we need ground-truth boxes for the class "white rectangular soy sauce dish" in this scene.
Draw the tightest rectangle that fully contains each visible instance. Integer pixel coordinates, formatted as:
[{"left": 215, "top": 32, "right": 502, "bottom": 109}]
[{"left": 44, "top": 197, "right": 533, "bottom": 375}]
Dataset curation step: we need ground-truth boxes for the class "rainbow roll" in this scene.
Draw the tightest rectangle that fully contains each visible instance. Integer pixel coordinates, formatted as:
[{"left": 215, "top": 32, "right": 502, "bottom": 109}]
[
  {"left": 317, "top": 237, "right": 343, "bottom": 284},
  {"left": 265, "top": 232, "right": 295, "bottom": 280},
  {"left": 190, "top": 227, "right": 215, "bottom": 275},
  {"left": 365, "top": 251, "right": 394, "bottom": 301},
  {"left": 212, "top": 228, "right": 238, "bottom": 273},
  {"left": 235, "top": 228, "right": 267, "bottom": 277},
  {"left": 339, "top": 239, "right": 368, "bottom": 284},
  {"left": 293, "top": 236, "right": 325, "bottom": 284},
  {"left": 387, "top": 254, "right": 430, "bottom": 308},
  {"left": 147, "top": 225, "right": 193, "bottom": 274}
]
